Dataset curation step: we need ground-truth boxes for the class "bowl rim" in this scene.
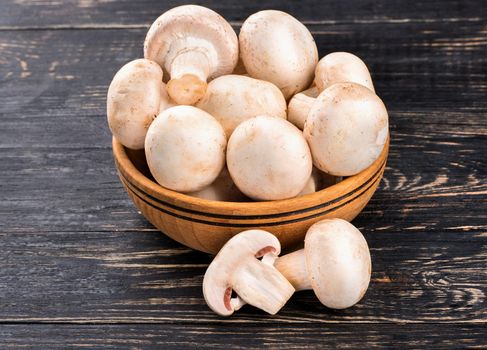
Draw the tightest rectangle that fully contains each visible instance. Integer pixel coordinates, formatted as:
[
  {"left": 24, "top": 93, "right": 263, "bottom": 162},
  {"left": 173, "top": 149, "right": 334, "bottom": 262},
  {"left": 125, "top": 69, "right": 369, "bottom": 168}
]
[{"left": 113, "top": 136, "right": 389, "bottom": 214}]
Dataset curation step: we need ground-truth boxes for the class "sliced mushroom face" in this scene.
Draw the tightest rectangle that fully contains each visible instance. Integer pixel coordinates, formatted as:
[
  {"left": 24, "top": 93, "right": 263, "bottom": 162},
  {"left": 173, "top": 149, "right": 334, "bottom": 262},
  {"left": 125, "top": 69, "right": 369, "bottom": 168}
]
[
  {"left": 227, "top": 116, "right": 313, "bottom": 200},
  {"left": 203, "top": 230, "right": 295, "bottom": 316},
  {"left": 107, "top": 58, "right": 162, "bottom": 150},
  {"left": 145, "top": 105, "right": 226, "bottom": 192},
  {"left": 144, "top": 5, "right": 238, "bottom": 105},
  {"left": 196, "top": 75, "right": 287, "bottom": 138},
  {"left": 303, "top": 82, "right": 389, "bottom": 176},
  {"left": 315, "top": 52, "right": 375, "bottom": 93},
  {"left": 239, "top": 10, "right": 318, "bottom": 99},
  {"left": 305, "top": 219, "right": 371, "bottom": 309}
]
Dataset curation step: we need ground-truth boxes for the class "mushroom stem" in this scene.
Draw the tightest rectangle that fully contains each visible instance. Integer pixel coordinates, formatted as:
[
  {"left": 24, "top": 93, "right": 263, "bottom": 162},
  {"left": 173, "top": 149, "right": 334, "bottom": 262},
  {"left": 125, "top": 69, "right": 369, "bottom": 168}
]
[
  {"left": 167, "top": 51, "right": 210, "bottom": 105},
  {"left": 232, "top": 255, "right": 295, "bottom": 315},
  {"left": 287, "top": 87, "right": 318, "bottom": 130},
  {"left": 274, "top": 249, "right": 312, "bottom": 291}
]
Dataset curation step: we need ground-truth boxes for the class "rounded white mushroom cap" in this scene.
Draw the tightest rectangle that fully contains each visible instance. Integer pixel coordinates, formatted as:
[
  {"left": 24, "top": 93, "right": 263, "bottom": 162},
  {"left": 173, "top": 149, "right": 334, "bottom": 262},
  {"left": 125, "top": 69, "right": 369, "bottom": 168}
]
[
  {"left": 315, "top": 52, "right": 375, "bottom": 93},
  {"left": 304, "top": 82, "right": 389, "bottom": 176},
  {"left": 158, "top": 82, "right": 176, "bottom": 114},
  {"left": 298, "top": 167, "right": 324, "bottom": 196},
  {"left": 305, "top": 218, "right": 371, "bottom": 309},
  {"left": 239, "top": 10, "right": 318, "bottom": 99},
  {"left": 196, "top": 75, "right": 287, "bottom": 138},
  {"left": 187, "top": 167, "right": 248, "bottom": 202},
  {"left": 203, "top": 230, "right": 295, "bottom": 316},
  {"left": 145, "top": 105, "right": 226, "bottom": 192},
  {"left": 107, "top": 58, "right": 162, "bottom": 150},
  {"left": 144, "top": 5, "right": 238, "bottom": 104},
  {"left": 227, "top": 116, "right": 313, "bottom": 201}
]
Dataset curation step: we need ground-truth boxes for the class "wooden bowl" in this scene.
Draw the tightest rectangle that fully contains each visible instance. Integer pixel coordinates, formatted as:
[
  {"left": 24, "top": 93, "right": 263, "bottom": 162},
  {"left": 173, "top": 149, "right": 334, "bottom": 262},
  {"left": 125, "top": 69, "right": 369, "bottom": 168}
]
[{"left": 113, "top": 137, "right": 388, "bottom": 254}]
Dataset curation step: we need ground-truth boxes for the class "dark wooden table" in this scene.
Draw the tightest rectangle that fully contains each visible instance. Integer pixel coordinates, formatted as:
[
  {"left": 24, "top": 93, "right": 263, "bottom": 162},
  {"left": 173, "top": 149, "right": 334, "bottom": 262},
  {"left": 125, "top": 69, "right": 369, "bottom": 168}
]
[{"left": 1, "top": 1, "right": 486, "bottom": 348}]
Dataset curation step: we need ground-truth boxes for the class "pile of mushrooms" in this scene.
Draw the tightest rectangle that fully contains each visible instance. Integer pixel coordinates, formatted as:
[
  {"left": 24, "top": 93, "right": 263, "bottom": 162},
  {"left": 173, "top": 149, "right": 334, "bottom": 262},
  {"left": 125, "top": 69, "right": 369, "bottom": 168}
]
[{"left": 106, "top": 5, "right": 387, "bottom": 316}]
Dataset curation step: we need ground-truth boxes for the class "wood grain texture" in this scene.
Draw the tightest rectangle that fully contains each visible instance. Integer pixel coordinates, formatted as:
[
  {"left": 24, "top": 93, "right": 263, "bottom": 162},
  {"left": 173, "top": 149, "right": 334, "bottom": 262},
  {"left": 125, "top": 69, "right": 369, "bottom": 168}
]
[{"left": 0, "top": 0, "right": 486, "bottom": 348}]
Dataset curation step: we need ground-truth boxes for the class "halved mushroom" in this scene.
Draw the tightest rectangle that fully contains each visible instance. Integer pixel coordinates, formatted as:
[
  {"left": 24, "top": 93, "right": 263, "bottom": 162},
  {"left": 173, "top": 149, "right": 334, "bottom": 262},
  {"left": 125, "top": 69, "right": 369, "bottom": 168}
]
[
  {"left": 274, "top": 218, "right": 371, "bottom": 309},
  {"left": 196, "top": 75, "right": 287, "bottom": 138},
  {"left": 239, "top": 10, "right": 318, "bottom": 99},
  {"left": 203, "top": 230, "right": 295, "bottom": 316},
  {"left": 303, "top": 82, "right": 389, "bottom": 176},
  {"left": 144, "top": 5, "right": 238, "bottom": 105},
  {"left": 107, "top": 58, "right": 162, "bottom": 150}
]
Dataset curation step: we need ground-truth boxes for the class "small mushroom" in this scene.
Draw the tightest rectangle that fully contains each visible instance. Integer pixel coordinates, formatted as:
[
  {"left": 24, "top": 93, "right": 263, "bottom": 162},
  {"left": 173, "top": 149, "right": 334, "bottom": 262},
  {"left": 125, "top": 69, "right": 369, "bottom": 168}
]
[
  {"left": 287, "top": 86, "right": 319, "bottom": 130},
  {"left": 298, "top": 167, "right": 323, "bottom": 196},
  {"left": 227, "top": 116, "right": 312, "bottom": 200},
  {"left": 239, "top": 10, "right": 318, "bottom": 99},
  {"left": 144, "top": 5, "right": 238, "bottom": 105},
  {"left": 274, "top": 218, "right": 371, "bottom": 309},
  {"left": 107, "top": 58, "right": 162, "bottom": 150},
  {"left": 196, "top": 75, "right": 287, "bottom": 138},
  {"left": 158, "top": 82, "right": 176, "bottom": 114},
  {"left": 303, "top": 82, "right": 389, "bottom": 176},
  {"left": 315, "top": 52, "right": 375, "bottom": 93},
  {"left": 287, "top": 52, "right": 375, "bottom": 129},
  {"left": 187, "top": 167, "right": 248, "bottom": 202},
  {"left": 145, "top": 105, "right": 226, "bottom": 192},
  {"left": 203, "top": 229, "right": 295, "bottom": 316}
]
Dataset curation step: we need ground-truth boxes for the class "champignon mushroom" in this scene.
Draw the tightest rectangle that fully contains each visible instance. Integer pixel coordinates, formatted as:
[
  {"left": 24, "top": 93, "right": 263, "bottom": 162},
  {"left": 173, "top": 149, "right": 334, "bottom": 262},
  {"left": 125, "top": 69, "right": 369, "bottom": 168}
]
[
  {"left": 287, "top": 86, "right": 319, "bottom": 130},
  {"left": 227, "top": 116, "right": 312, "bottom": 200},
  {"left": 298, "top": 167, "right": 323, "bottom": 196},
  {"left": 274, "top": 218, "right": 371, "bottom": 309},
  {"left": 315, "top": 52, "right": 375, "bottom": 93},
  {"left": 196, "top": 75, "right": 287, "bottom": 138},
  {"left": 107, "top": 58, "right": 162, "bottom": 150},
  {"left": 287, "top": 52, "right": 375, "bottom": 129},
  {"left": 239, "top": 10, "right": 318, "bottom": 99},
  {"left": 187, "top": 167, "right": 248, "bottom": 202},
  {"left": 144, "top": 5, "right": 238, "bottom": 105},
  {"left": 203, "top": 229, "right": 295, "bottom": 316},
  {"left": 303, "top": 82, "right": 389, "bottom": 176},
  {"left": 145, "top": 105, "right": 226, "bottom": 192}
]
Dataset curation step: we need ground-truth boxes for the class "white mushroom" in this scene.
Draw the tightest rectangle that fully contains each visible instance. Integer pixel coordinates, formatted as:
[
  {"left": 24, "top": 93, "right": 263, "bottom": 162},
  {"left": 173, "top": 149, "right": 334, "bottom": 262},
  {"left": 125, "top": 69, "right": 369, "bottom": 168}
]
[
  {"left": 187, "top": 167, "right": 247, "bottom": 202},
  {"left": 239, "top": 10, "right": 318, "bottom": 99},
  {"left": 287, "top": 86, "right": 319, "bottom": 130},
  {"left": 227, "top": 116, "right": 312, "bottom": 201},
  {"left": 298, "top": 167, "right": 323, "bottom": 196},
  {"left": 303, "top": 82, "right": 389, "bottom": 176},
  {"left": 145, "top": 105, "right": 226, "bottom": 192},
  {"left": 144, "top": 5, "right": 238, "bottom": 105},
  {"left": 203, "top": 229, "right": 295, "bottom": 316},
  {"left": 196, "top": 75, "right": 287, "bottom": 138},
  {"left": 315, "top": 52, "right": 375, "bottom": 93},
  {"left": 107, "top": 58, "right": 162, "bottom": 150},
  {"left": 274, "top": 218, "right": 371, "bottom": 309},
  {"left": 287, "top": 52, "right": 375, "bottom": 129},
  {"left": 158, "top": 82, "right": 176, "bottom": 114}
]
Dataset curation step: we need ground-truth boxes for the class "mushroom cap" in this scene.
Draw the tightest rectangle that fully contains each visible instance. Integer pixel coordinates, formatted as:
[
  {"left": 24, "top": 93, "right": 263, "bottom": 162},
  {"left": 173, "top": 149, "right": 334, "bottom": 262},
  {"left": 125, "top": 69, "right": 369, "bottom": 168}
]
[
  {"left": 304, "top": 218, "right": 371, "bottom": 309},
  {"left": 187, "top": 167, "right": 248, "bottom": 202},
  {"left": 315, "top": 52, "right": 375, "bottom": 93},
  {"left": 239, "top": 10, "right": 318, "bottom": 99},
  {"left": 227, "top": 116, "right": 313, "bottom": 200},
  {"left": 303, "top": 82, "right": 389, "bottom": 176},
  {"left": 144, "top": 5, "right": 238, "bottom": 80},
  {"left": 145, "top": 105, "right": 226, "bottom": 192},
  {"left": 196, "top": 75, "right": 287, "bottom": 138},
  {"left": 203, "top": 230, "right": 285, "bottom": 316},
  {"left": 107, "top": 58, "right": 162, "bottom": 150},
  {"left": 298, "top": 167, "right": 323, "bottom": 196},
  {"left": 158, "top": 82, "right": 176, "bottom": 114}
]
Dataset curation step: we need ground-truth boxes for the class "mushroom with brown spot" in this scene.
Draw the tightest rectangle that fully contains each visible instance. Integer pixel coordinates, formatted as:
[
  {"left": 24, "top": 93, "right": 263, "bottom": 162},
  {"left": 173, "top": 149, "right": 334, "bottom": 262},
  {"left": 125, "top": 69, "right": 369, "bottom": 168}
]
[
  {"left": 144, "top": 5, "right": 238, "bottom": 105},
  {"left": 203, "top": 229, "right": 295, "bottom": 316},
  {"left": 239, "top": 10, "right": 318, "bottom": 99},
  {"left": 145, "top": 105, "right": 226, "bottom": 192},
  {"left": 274, "top": 218, "right": 371, "bottom": 309}
]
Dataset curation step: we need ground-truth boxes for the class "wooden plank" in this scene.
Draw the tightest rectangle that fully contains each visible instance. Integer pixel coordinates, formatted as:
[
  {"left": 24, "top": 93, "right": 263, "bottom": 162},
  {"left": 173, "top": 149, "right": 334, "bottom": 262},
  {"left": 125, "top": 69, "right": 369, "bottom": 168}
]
[
  {"left": 0, "top": 324, "right": 485, "bottom": 349},
  {"left": 0, "top": 0, "right": 482, "bottom": 29},
  {"left": 0, "top": 227, "right": 485, "bottom": 323}
]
